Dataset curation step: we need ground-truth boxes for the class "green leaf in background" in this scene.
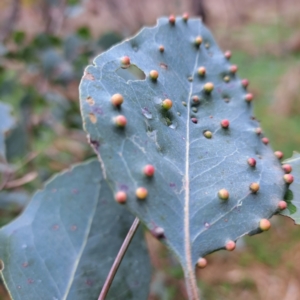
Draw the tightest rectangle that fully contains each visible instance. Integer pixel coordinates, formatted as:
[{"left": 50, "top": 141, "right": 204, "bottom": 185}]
[
  {"left": 0, "top": 102, "right": 15, "bottom": 162},
  {"left": 280, "top": 152, "right": 300, "bottom": 223},
  {"left": 79, "top": 16, "right": 286, "bottom": 285},
  {"left": 0, "top": 159, "right": 151, "bottom": 300}
]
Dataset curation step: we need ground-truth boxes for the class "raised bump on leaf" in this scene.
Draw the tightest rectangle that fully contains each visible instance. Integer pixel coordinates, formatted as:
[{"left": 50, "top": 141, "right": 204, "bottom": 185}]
[
  {"left": 224, "top": 50, "right": 231, "bottom": 59},
  {"left": 255, "top": 127, "right": 262, "bottom": 135},
  {"left": 159, "top": 45, "right": 165, "bottom": 52},
  {"left": 250, "top": 183, "right": 260, "bottom": 193},
  {"left": 114, "top": 115, "right": 127, "bottom": 127},
  {"left": 245, "top": 93, "right": 253, "bottom": 102},
  {"left": 203, "top": 130, "right": 212, "bottom": 139},
  {"left": 136, "top": 187, "right": 148, "bottom": 200},
  {"left": 241, "top": 79, "right": 249, "bottom": 88},
  {"left": 274, "top": 151, "right": 284, "bottom": 160},
  {"left": 262, "top": 137, "right": 269, "bottom": 145},
  {"left": 115, "top": 191, "right": 127, "bottom": 204},
  {"left": 143, "top": 164, "right": 155, "bottom": 177},
  {"left": 229, "top": 65, "right": 238, "bottom": 73},
  {"left": 197, "top": 66, "right": 206, "bottom": 76},
  {"left": 259, "top": 219, "right": 271, "bottom": 231},
  {"left": 218, "top": 189, "right": 229, "bottom": 201},
  {"left": 162, "top": 99, "right": 173, "bottom": 110},
  {"left": 149, "top": 70, "right": 159, "bottom": 81},
  {"left": 247, "top": 158, "right": 256, "bottom": 167},
  {"left": 282, "top": 164, "right": 292, "bottom": 173},
  {"left": 111, "top": 93, "right": 124, "bottom": 107},
  {"left": 197, "top": 258, "right": 207, "bottom": 269},
  {"left": 220, "top": 119, "right": 229, "bottom": 128},
  {"left": 169, "top": 15, "right": 175, "bottom": 24},
  {"left": 192, "top": 95, "right": 200, "bottom": 104},
  {"left": 194, "top": 36, "right": 203, "bottom": 47},
  {"left": 283, "top": 174, "right": 294, "bottom": 184},
  {"left": 203, "top": 82, "right": 214, "bottom": 93},
  {"left": 225, "top": 240, "right": 236, "bottom": 251},
  {"left": 120, "top": 56, "right": 130, "bottom": 67},
  {"left": 278, "top": 201, "right": 287, "bottom": 210},
  {"left": 151, "top": 227, "right": 165, "bottom": 239},
  {"left": 182, "top": 12, "right": 189, "bottom": 22},
  {"left": 223, "top": 76, "right": 230, "bottom": 82}
]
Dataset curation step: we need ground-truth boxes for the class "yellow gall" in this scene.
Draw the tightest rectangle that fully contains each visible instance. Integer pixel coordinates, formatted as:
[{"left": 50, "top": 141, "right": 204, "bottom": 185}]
[
  {"left": 194, "top": 36, "right": 203, "bottom": 46},
  {"left": 149, "top": 70, "right": 159, "bottom": 81},
  {"left": 203, "top": 131, "right": 212, "bottom": 139},
  {"left": 111, "top": 93, "right": 124, "bottom": 106},
  {"left": 197, "top": 66, "right": 206, "bottom": 76},
  {"left": 249, "top": 182, "right": 260, "bottom": 193},
  {"left": 218, "top": 189, "right": 229, "bottom": 200},
  {"left": 162, "top": 99, "right": 173, "bottom": 110},
  {"left": 136, "top": 187, "right": 148, "bottom": 200},
  {"left": 259, "top": 219, "right": 271, "bottom": 231},
  {"left": 203, "top": 82, "right": 214, "bottom": 93}
]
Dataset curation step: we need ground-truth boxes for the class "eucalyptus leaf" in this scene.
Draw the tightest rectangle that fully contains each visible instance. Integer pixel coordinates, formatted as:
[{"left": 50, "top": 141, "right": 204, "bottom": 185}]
[
  {"left": 79, "top": 16, "right": 286, "bottom": 295},
  {"left": 0, "top": 159, "right": 151, "bottom": 300}
]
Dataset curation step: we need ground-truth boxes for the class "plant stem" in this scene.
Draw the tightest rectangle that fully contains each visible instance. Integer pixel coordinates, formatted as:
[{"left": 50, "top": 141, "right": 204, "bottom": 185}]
[
  {"left": 184, "top": 267, "right": 200, "bottom": 300},
  {"left": 98, "top": 217, "right": 140, "bottom": 300}
]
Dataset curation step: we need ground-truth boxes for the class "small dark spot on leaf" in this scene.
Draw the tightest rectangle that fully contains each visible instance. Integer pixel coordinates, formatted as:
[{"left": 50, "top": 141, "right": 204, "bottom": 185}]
[
  {"left": 188, "top": 76, "right": 193, "bottom": 82},
  {"left": 27, "top": 279, "right": 34, "bottom": 284},
  {"left": 71, "top": 225, "right": 77, "bottom": 231},
  {"left": 22, "top": 262, "right": 28, "bottom": 268},
  {"left": 169, "top": 183, "right": 176, "bottom": 187},
  {"left": 52, "top": 225, "right": 59, "bottom": 231},
  {"left": 85, "top": 279, "right": 94, "bottom": 287},
  {"left": 118, "top": 184, "right": 129, "bottom": 192},
  {"left": 160, "top": 63, "right": 168, "bottom": 69},
  {"left": 92, "top": 107, "right": 103, "bottom": 115}
]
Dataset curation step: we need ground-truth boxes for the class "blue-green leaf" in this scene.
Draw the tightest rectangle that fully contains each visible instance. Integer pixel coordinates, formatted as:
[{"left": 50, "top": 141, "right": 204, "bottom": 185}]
[
  {"left": 0, "top": 159, "right": 151, "bottom": 300},
  {"left": 79, "top": 16, "right": 286, "bottom": 276}
]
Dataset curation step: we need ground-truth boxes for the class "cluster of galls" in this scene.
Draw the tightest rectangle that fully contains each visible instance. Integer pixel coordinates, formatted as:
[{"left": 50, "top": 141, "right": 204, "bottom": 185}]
[
  {"left": 115, "top": 164, "right": 155, "bottom": 204},
  {"left": 89, "top": 14, "right": 295, "bottom": 269},
  {"left": 197, "top": 150, "right": 293, "bottom": 269}
]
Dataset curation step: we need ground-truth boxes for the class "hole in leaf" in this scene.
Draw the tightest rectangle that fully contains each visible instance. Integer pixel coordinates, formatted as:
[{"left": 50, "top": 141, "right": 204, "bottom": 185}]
[{"left": 116, "top": 64, "right": 146, "bottom": 81}]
